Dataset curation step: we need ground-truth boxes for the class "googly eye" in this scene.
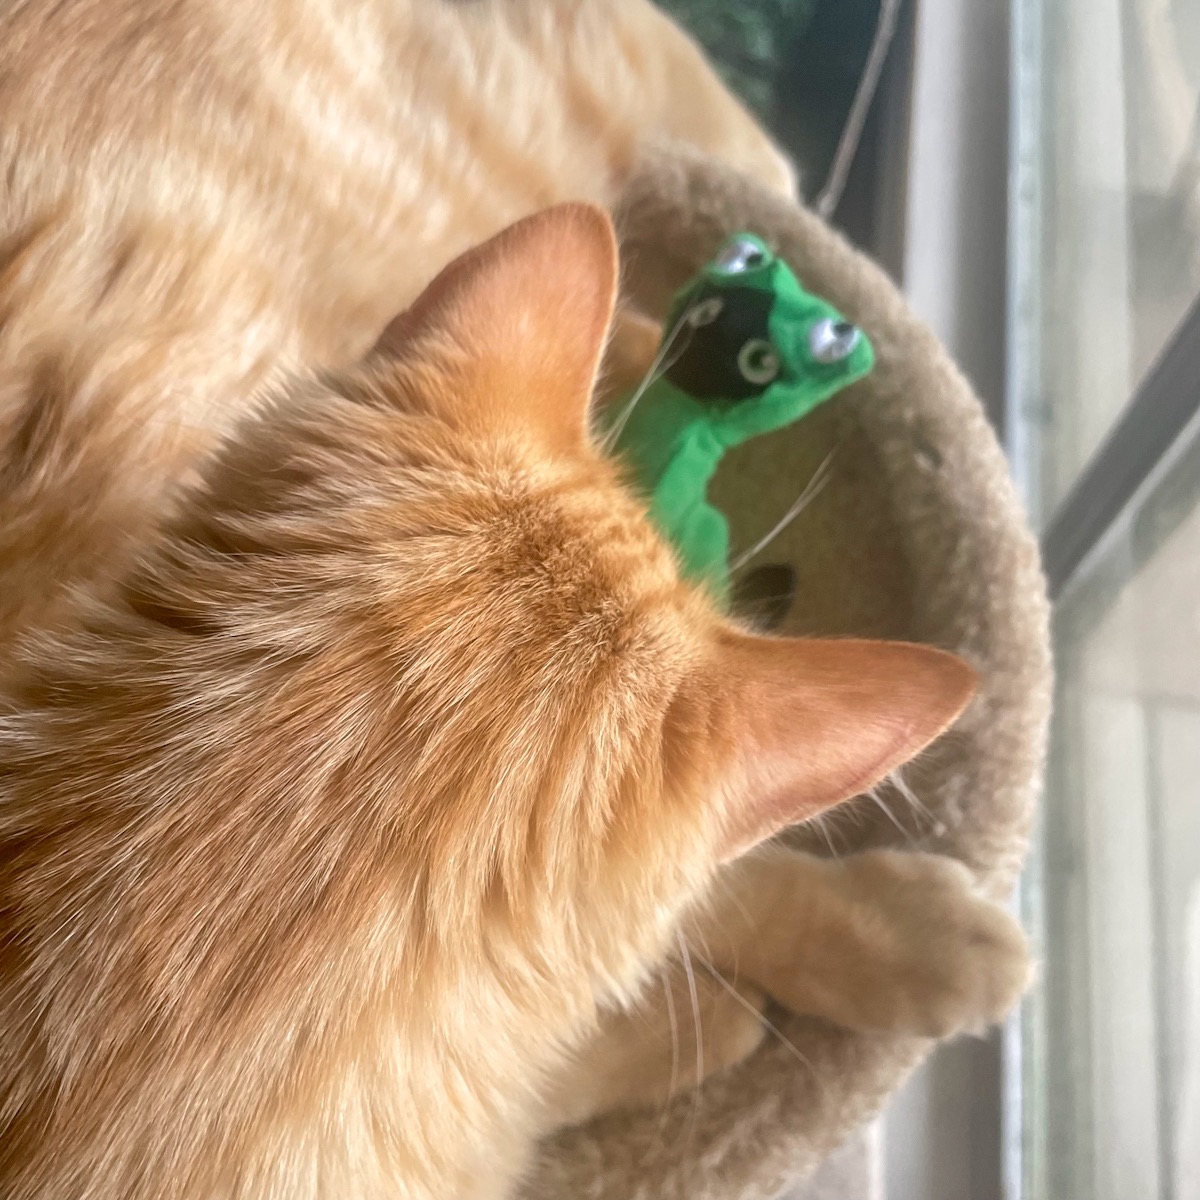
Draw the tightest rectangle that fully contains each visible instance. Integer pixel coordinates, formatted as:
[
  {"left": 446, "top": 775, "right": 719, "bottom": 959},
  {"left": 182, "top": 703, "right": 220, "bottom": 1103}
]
[
  {"left": 714, "top": 236, "right": 769, "bottom": 274},
  {"left": 808, "top": 317, "right": 862, "bottom": 363},
  {"left": 737, "top": 338, "right": 780, "bottom": 385},
  {"left": 685, "top": 297, "right": 724, "bottom": 328}
]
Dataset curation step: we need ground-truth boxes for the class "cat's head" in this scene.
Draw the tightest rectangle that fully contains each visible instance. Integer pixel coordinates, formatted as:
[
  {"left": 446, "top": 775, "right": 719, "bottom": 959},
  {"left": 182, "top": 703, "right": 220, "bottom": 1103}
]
[{"left": 101, "top": 205, "right": 974, "bottom": 1012}]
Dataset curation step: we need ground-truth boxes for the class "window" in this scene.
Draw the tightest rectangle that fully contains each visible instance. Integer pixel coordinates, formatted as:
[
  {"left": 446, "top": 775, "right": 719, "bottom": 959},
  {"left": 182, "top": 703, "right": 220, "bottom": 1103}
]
[
  {"left": 1013, "top": 0, "right": 1200, "bottom": 518},
  {"left": 1026, "top": 427, "right": 1200, "bottom": 1199},
  {"left": 1010, "top": 1, "right": 1200, "bottom": 1197}
]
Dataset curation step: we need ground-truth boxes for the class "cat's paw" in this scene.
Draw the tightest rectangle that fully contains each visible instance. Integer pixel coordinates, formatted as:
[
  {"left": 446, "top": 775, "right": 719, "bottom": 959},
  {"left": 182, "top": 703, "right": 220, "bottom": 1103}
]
[{"left": 809, "top": 849, "right": 1033, "bottom": 1039}]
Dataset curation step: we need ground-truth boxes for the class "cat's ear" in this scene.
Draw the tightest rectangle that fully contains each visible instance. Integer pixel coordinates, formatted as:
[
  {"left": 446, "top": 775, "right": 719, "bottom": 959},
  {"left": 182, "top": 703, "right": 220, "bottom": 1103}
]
[
  {"left": 376, "top": 204, "right": 619, "bottom": 450},
  {"left": 678, "top": 633, "right": 978, "bottom": 860}
]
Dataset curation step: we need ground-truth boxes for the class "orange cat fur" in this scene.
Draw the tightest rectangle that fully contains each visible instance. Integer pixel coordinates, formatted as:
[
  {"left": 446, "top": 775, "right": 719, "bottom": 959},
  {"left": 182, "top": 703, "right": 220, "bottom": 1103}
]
[
  {"left": 0, "top": 0, "right": 794, "bottom": 648},
  {"left": 0, "top": 199, "right": 986, "bottom": 1200},
  {"left": 0, "top": 4, "right": 1031, "bottom": 1196}
]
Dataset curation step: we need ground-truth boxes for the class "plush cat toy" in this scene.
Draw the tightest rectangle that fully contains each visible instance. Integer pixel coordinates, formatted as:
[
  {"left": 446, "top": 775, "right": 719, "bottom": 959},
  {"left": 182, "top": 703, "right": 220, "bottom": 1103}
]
[{"left": 610, "top": 233, "right": 875, "bottom": 605}]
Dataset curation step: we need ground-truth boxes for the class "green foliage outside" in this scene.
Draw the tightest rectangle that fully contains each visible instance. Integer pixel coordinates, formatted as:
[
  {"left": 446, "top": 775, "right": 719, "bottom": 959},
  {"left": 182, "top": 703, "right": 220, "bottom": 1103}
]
[
  {"left": 654, "top": 0, "right": 818, "bottom": 118},
  {"left": 655, "top": 0, "right": 887, "bottom": 195}
]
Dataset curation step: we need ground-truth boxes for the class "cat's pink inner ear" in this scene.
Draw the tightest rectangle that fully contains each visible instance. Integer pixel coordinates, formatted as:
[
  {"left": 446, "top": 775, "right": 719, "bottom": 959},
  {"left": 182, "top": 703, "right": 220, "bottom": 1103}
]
[
  {"left": 377, "top": 204, "right": 619, "bottom": 449},
  {"left": 702, "top": 632, "right": 978, "bottom": 860}
]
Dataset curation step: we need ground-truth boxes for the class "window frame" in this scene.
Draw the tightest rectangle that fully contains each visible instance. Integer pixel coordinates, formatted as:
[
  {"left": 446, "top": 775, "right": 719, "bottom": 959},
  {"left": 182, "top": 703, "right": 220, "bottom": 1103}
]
[{"left": 1038, "top": 296, "right": 1200, "bottom": 600}]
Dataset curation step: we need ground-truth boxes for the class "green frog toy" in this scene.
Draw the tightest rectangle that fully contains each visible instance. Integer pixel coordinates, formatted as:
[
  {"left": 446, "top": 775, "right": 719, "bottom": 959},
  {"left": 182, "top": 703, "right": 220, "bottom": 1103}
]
[{"left": 608, "top": 233, "right": 875, "bottom": 607}]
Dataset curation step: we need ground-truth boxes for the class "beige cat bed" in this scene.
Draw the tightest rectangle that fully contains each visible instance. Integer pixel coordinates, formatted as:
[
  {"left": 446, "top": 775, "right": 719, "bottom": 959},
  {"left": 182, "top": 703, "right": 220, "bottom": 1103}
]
[{"left": 522, "top": 146, "right": 1052, "bottom": 1198}]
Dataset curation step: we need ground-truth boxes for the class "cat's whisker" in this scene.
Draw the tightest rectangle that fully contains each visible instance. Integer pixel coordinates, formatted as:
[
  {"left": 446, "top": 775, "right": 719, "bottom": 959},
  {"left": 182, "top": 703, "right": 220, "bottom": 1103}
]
[
  {"left": 729, "top": 447, "right": 838, "bottom": 573},
  {"left": 692, "top": 953, "right": 818, "bottom": 1079},
  {"left": 697, "top": 883, "right": 757, "bottom": 951},
  {"left": 805, "top": 808, "right": 845, "bottom": 859},
  {"left": 889, "top": 766, "right": 938, "bottom": 830},
  {"left": 864, "top": 783, "right": 914, "bottom": 841},
  {"left": 654, "top": 962, "right": 682, "bottom": 1138},
  {"left": 599, "top": 312, "right": 693, "bottom": 452},
  {"left": 675, "top": 931, "right": 707, "bottom": 1142}
]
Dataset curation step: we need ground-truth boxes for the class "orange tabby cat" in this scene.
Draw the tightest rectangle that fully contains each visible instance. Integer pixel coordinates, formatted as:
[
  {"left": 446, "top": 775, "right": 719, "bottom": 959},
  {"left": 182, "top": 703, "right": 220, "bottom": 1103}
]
[
  {"left": 0, "top": 4, "right": 1029, "bottom": 1198},
  {"left": 0, "top": 0, "right": 793, "bottom": 647}
]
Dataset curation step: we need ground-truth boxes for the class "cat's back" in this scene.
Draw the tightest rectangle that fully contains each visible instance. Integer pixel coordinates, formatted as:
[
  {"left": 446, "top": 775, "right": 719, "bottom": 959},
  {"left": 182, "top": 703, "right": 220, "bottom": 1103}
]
[
  {"left": 0, "top": 0, "right": 670, "bottom": 643},
  {"left": 0, "top": 0, "right": 638, "bottom": 364},
  {"left": 0, "top": 0, "right": 791, "bottom": 644}
]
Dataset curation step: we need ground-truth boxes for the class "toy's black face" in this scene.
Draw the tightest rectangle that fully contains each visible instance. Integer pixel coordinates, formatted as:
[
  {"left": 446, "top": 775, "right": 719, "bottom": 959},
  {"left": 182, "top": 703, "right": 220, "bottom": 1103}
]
[{"left": 665, "top": 283, "right": 779, "bottom": 403}]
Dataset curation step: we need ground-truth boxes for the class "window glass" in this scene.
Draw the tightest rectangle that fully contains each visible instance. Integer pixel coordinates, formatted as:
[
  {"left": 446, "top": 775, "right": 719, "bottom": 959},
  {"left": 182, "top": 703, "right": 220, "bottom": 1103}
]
[
  {"left": 654, "top": 0, "right": 891, "bottom": 223},
  {"left": 1023, "top": 423, "right": 1200, "bottom": 1200},
  {"left": 1020, "top": 0, "right": 1200, "bottom": 515},
  {"left": 1014, "top": 2, "right": 1200, "bottom": 1196}
]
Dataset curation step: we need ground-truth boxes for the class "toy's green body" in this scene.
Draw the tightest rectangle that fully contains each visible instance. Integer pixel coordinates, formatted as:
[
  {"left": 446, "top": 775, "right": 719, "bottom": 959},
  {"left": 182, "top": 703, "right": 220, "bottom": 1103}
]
[{"left": 612, "top": 234, "right": 875, "bottom": 604}]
